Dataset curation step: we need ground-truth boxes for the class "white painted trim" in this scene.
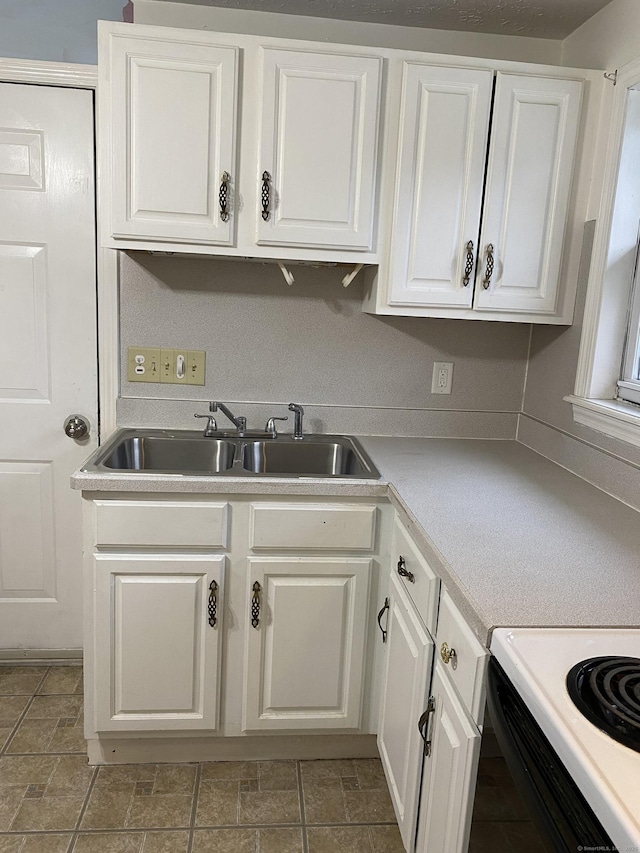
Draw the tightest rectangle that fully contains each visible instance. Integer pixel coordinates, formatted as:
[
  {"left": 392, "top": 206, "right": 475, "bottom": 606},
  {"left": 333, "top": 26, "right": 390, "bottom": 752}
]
[
  {"left": 564, "top": 395, "right": 640, "bottom": 448},
  {"left": 98, "top": 250, "right": 119, "bottom": 441},
  {"left": 0, "top": 59, "right": 120, "bottom": 444},
  {"left": 0, "top": 58, "right": 97, "bottom": 88},
  {"left": 574, "top": 56, "right": 640, "bottom": 398}
]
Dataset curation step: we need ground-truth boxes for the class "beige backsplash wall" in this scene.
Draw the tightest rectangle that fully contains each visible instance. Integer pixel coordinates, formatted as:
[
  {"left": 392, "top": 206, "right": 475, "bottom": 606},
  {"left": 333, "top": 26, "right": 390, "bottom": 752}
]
[{"left": 117, "top": 253, "right": 530, "bottom": 438}]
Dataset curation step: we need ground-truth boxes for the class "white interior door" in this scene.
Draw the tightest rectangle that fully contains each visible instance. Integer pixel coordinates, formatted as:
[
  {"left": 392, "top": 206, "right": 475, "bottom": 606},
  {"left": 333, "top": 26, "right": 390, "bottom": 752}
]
[{"left": 0, "top": 82, "right": 97, "bottom": 651}]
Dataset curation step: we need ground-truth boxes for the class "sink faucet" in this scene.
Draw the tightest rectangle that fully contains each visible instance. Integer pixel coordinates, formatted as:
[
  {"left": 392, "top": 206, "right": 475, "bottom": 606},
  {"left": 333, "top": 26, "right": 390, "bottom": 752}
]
[
  {"left": 211, "top": 401, "right": 247, "bottom": 434},
  {"left": 288, "top": 403, "right": 304, "bottom": 440},
  {"left": 194, "top": 403, "right": 217, "bottom": 437}
]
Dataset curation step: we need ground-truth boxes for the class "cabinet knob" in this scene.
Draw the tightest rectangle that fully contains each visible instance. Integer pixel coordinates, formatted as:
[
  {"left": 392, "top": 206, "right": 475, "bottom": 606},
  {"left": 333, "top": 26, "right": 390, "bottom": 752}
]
[
  {"left": 397, "top": 556, "right": 415, "bottom": 583},
  {"left": 440, "top": 642, "right": 457, "bottom": 666}
]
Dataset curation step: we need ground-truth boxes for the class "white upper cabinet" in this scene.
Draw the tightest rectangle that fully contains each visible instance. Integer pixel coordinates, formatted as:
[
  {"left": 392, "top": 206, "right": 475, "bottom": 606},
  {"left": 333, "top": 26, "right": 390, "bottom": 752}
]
[
  {"left": 474, "top": 74, "right": 583, "bottom": 315},
  {"left": 364, "top": 60, "right": 592, "bottom": 324},
  {"left": 388, "top": 65, "right": 493, "bottom": 308},
  {"left": 102, "top": 26, "right": 238, "bottom": 246},
  {"left": 99, "top": 22, "right": 383, "bottom": 262},
  {"left": 256, "top": 48, "right": 381, "bottom": 250}
]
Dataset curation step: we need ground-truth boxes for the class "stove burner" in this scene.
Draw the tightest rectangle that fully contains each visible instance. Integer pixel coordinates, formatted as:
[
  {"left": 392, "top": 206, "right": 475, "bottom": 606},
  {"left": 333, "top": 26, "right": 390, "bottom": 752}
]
[{"left": 567, "top": 656, "right": 640, "bottom": 752}]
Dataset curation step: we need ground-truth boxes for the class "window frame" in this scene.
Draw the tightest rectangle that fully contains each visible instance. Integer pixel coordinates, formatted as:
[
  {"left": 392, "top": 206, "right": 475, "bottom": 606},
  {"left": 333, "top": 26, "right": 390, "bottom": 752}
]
[{"left": 567, "top": 56, "right": 640, "bottom": 448}]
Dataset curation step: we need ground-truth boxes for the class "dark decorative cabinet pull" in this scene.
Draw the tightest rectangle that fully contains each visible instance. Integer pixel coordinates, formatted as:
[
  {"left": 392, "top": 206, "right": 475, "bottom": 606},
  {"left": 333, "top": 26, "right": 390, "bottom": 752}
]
[
  {"left": 219, "top": 171, "right": 230, "bottom": 222},
  {"left": 207, "top": 579, "right": 218, "bottom": 628},
  {"left": 261, "top": 171, "right": 271, "bottom": 221},
  {"left": 251, "top": 581, "right": 261, "bottom": 628},
  {"left": 418, "top": 696, "right": 436, "bottom": 756},
  {"left": 377, "top": 597, "right": 390, "bottom": 644},
  {"left": 397, "top": 556, "right": 415, "bottom": 583},
  {"left": 462, "top": 240, "right": 474, "bottom": 287},
  {"left": 482, "top": 243, "right": 495, "bottom": 289}
]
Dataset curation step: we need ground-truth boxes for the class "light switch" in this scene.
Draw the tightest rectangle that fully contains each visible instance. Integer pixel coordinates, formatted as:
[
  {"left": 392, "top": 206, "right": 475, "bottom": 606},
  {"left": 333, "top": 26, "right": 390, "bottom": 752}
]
[
  {"left": 187, "top": 350, "right": 206, "bottom": 385},
  {"left": 160, "top": 349, "right": 174, "bottom": 383}
]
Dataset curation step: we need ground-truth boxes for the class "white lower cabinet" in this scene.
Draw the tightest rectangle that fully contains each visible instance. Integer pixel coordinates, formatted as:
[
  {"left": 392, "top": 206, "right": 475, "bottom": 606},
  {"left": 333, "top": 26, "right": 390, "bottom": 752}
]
[
  {"left": 243, "top": 557, "right": 371, "bottom": 731},
  {"left": 94, "top": 553, "right": 225, "bottom": 732},
  {"left": 415, "top": 663, "right": 482, "bottom": 853},
  {"left": 377, "top": 573, "right": 434, "bottom": 851},
  {"left": 87, "top": 494, "right": 378, "bottom": 739}
]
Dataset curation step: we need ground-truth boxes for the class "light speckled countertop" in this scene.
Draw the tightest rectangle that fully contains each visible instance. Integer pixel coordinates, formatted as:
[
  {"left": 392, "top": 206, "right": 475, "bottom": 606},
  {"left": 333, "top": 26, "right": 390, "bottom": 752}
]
[{"left": 72, "top": 436, "right": 640, "bottom": 644}]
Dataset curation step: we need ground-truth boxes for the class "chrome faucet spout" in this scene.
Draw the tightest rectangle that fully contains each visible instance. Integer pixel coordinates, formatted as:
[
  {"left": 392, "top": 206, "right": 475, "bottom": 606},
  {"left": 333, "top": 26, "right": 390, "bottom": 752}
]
[
  {"left": 210, "top": 401, "right": 247, "bottom": 433},
  {"left": 288, "top": 403, "right": 304, "bottom": 440}
]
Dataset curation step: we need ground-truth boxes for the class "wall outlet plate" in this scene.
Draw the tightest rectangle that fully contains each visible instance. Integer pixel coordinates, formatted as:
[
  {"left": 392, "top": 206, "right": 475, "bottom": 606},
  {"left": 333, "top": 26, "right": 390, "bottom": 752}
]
[
  {"left": 128, "top": 347, "right": 205, "bottom": 384},
  {"left": 432, "top": 362, "right": 453, "bottom": 395},
  {"left": 127, "top": 347, "right": 160, "bottom": 382}
]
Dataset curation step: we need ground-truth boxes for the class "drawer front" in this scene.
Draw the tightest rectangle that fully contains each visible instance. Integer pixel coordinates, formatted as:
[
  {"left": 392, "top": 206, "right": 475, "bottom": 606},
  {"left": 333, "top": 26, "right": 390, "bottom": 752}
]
[
  {"left": 436, "top": 590, "right": 488, "bottom": 725},
  {"left": 390, "top": 517, "right": 440, "bottom": 635},
  {"left": 249, "top": 503, "right": 377, "bottom": 551},
  {"left": 94, "top": 500, "right": 230, "bottom": 548}
]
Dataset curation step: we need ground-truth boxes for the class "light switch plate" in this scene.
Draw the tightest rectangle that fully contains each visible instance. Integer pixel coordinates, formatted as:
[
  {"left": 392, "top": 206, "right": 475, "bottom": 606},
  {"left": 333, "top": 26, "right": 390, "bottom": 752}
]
[
  {"left": 128, "top": 346, "right": 206, "bottom": 384},
  {"left": 187, "top": 350, "right": 206, "bottom": 385}
]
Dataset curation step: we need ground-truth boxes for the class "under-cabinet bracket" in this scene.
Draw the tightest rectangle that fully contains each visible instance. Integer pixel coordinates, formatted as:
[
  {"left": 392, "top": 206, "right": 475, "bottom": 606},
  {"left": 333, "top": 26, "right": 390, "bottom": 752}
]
[
  {"left": 342, "top": 262, "right": 364, "bottom": 288},
  {"left": 604, "top": 70, "right": 618, "bottom": 85},
  {"left": 277, "top": 261, "right": 295, "bottom": 286}
]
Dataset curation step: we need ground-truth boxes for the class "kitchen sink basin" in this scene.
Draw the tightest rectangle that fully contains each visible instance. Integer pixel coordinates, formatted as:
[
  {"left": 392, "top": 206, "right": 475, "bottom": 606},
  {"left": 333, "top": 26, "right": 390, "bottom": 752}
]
[
  {"left": 96, "top": 435, "right": 236, "bottom": 474},
  {"left": 82, "top": 429, "right": 380, "bottom": 479},
  {"left": 241, "top": 439, "right": 372, "bottom": 477}
]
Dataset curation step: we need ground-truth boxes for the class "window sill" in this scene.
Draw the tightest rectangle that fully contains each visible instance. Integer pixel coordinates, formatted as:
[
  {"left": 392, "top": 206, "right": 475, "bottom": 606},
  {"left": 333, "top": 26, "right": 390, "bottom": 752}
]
[{"left": 564, "top": 395, "right": 640, "bottom": 448}]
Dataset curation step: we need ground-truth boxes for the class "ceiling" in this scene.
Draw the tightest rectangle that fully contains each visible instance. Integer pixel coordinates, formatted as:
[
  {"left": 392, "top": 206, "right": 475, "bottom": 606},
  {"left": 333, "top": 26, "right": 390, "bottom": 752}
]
[{"left": 149, "top": 0, "right": 616, "bottom": 39}]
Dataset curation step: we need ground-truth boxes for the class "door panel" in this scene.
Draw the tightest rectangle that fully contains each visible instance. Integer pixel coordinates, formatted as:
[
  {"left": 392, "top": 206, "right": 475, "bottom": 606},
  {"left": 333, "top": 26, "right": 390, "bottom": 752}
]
[
  {"left": 389, "top": 65, "right": 493, "bottom": 307},
  {"left": 377, "top": 573, "right": 434, "bottom": 851},
  {"left": 474, "top": 73, "right": 582, "bottom": 313},
  {"left": 0, "top": 83, "right": 97, "bottom": 650},
  {"left": 243, "top": 558, "right": 371, "bottom": 730},
  {"left": 257, "top": 47, "right": 381, "bottom": 250},
  {"left": 106, "top": 30, "right": 238, "bottom": 245},
  {"left": 94, "top": 554, "right": 225, "bottom": 732}
]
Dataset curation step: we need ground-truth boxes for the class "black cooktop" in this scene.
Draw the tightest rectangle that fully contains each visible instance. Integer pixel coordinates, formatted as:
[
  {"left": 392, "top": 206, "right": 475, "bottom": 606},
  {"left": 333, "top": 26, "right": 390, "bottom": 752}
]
[{"left": 567, "top": 656, "right": 640, "bottom": 752}]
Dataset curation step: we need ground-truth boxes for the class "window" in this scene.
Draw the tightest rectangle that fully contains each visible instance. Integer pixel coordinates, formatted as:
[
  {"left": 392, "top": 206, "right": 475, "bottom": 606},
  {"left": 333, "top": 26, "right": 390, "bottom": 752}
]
[{"left": 568, "top": 58, "right": 640, "bottom": 448}]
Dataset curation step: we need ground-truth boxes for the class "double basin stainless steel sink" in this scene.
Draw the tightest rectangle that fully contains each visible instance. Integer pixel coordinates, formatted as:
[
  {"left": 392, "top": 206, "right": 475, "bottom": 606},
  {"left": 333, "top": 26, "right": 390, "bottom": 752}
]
[{"left": 82, "top": 429, "right": 380, "bottom": 479}]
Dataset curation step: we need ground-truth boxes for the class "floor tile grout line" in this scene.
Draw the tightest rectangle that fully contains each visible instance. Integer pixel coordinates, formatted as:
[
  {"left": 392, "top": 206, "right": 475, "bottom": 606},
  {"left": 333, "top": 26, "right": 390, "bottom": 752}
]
[
  {"left": 71, "top": 763, "right": 100, "bottom": 840},
  {"left": 296, "top": 760, "right": 309, "bottom": 853},
  {"left": 0, "top": 666, "right": 51, "bottom": 756},
  {"left": 185, "top": 762, "right": 202, "bottom": 853}
]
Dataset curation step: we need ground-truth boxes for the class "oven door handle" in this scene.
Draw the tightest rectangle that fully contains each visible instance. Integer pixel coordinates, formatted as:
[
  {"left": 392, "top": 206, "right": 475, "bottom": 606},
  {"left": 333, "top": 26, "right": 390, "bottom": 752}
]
[{"left": 418, "top": 696, "right": 436, "bottom": 756}]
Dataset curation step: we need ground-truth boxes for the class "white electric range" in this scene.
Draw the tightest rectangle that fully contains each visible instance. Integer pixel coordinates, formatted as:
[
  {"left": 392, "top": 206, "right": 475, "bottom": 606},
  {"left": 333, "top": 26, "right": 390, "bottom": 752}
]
[{"left": 490, "top": 628, "right": 640, "bottom": 852}]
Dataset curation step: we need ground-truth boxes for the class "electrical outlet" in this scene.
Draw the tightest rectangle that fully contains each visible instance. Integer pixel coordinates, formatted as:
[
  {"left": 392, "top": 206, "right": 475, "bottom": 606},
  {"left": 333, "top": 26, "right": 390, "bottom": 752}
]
[
  {"left": 127, "top": 347, "right": 160, "bottom": 382},
  {"left": 431, "top": 362, "right": 453, "bottom": 395}
]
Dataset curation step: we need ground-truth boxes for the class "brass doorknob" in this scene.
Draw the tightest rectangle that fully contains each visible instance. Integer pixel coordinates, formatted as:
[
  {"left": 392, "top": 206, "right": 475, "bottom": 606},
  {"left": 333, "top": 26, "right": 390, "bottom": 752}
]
[{"left": 64, "top": 415, "right": 89, "bottom": 440}]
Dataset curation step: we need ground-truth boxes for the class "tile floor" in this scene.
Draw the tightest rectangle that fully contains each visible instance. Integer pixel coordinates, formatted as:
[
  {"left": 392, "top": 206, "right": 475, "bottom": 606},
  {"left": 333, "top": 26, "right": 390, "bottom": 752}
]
[
  {"left": 0, "top": 664, "right": 404, "bottom": 852},
  {"left": 0, "top": 664, "right": 546, "bottom": 852}
]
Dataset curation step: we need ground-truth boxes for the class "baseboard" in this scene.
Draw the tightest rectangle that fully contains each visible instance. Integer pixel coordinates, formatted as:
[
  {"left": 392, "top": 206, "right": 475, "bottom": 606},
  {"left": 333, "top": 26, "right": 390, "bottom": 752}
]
[
  {"left": 0, "top": 649, "right": 83, "bottom": 665},
  {"left": 87, "top": 733, "right": 379, "bottom": 765}
]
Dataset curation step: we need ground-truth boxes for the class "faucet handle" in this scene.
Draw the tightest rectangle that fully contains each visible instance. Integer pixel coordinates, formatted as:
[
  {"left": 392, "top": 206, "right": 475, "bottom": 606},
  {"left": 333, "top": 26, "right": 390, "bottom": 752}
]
[
  {"left": 265, "top": 416, "right": 288, "bottom": 438},
  {"left": 194, "top": 413, "right": 217, "bottom": 437}
]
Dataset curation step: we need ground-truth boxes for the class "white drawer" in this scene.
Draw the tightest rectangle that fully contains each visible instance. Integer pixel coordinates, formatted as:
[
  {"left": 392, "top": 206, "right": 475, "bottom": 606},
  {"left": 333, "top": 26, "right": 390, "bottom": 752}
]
[
  {"left": 435, "top": 590, "right": 488, "bottom": 725},
  {"left": 94, "top": 500, "right": 230, "bottom": 548},
  {"left": 249, "top": 503, "right": 377, "bottom": 551},
  {"left": 390, "top": 517, "right": 440, "bottom": 635}
]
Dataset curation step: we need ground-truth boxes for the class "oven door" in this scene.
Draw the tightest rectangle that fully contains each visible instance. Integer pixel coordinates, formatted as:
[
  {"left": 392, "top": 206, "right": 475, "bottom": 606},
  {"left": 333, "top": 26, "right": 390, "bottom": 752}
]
[{"left": 487, "top": 657, "right": 613, "bottom": 852}]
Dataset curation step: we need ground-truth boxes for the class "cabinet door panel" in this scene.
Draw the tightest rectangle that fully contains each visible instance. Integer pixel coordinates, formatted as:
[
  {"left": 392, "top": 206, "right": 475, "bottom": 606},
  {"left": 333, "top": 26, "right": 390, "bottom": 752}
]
[
  {"left": 416, "top": 664, "right": 481, "bottom": 853},
  {"left": 377, "top": 573, "right": 434, "bottom": 851},
  {"left": 389, "top": 65, "right": 493, "bottom": 307},
  {"left": 474, "top": 73, "right": 582, "bottom": 314},
  {"left": 257, "top": 48, "right": 381, "bottom": 250},
  {"left": 94, "top": 554, "right": 224, "bottom": 732},
  {"left": 243, "top": 558, "right": 371, "bottom": 730},
  {"left": 105, "top": 30, "right": 238, "bottom": 244}
]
